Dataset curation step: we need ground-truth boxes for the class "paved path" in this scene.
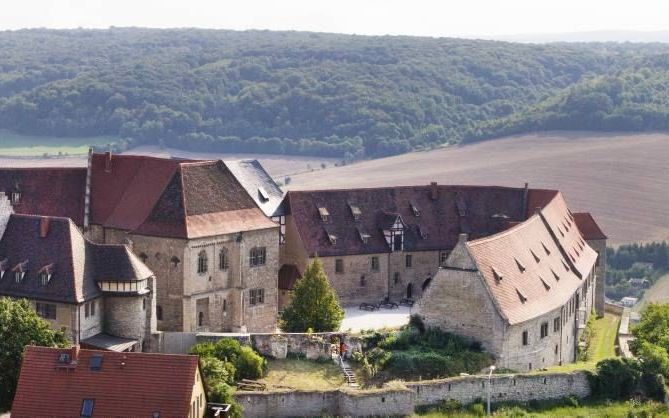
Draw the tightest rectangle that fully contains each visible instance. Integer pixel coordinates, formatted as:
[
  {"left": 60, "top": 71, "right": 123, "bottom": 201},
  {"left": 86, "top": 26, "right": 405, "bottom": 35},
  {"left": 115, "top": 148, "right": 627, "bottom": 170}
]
[{"left": 339, "top": 306, "right": 411, "bottom": 332}]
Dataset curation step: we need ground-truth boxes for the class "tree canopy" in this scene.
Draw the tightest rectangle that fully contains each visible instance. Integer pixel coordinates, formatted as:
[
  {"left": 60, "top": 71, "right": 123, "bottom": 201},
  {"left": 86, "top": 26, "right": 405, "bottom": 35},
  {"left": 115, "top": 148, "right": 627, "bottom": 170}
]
[
  {"left": 0, "top": 298, "right": 69, "bottom": 410},
  {"left": 1, "top": 28, "right": 668, "bottom": 158},
  {"left": 280, "top": 258, "right": 344, "bottom": 332}
]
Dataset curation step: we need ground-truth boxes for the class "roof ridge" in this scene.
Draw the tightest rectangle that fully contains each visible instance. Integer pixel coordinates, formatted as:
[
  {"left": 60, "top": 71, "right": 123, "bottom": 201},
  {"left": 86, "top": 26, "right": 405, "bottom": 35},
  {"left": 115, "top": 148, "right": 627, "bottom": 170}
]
[
  {"left": 290, "top": 184, "right": 535, "bottom": 194},
  {"left": 467, "top": 213, "right": 542, "bottom": 247}
]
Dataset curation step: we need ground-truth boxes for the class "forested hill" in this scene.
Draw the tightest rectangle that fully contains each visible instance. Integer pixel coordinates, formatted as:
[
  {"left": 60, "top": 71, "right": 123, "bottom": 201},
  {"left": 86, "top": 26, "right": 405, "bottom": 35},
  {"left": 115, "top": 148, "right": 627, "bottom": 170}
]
[{"left": 1, "top": 28, "right": 668, "bottom": 158}]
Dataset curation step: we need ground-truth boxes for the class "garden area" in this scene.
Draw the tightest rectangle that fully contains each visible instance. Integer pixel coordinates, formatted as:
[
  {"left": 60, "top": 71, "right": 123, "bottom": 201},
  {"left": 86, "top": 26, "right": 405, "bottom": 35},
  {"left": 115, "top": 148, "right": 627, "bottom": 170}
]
[{"left": 258, "top": 358, "right": 346, "bottom": 390}]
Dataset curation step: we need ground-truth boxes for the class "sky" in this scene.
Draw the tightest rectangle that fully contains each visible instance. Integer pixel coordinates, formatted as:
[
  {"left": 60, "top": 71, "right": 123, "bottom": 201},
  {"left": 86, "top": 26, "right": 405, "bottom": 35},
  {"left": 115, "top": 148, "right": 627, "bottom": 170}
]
[{"left": 1, "top": 0, "right": 668, "bottom": 39}]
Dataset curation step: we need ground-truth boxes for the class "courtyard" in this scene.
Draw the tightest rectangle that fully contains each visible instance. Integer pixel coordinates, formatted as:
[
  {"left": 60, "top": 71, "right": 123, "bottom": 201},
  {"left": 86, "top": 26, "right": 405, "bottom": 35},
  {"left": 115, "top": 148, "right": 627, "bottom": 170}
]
[{"left": 340, "top": 305, "right": 412, "bottom": 332}]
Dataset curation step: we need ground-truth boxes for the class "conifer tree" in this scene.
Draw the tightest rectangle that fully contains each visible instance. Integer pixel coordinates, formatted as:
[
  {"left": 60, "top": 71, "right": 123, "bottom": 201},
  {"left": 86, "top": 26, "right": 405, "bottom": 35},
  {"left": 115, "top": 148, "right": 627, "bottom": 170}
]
[{"left": 280, "top": 258, "right": 344, "bottom": 332}]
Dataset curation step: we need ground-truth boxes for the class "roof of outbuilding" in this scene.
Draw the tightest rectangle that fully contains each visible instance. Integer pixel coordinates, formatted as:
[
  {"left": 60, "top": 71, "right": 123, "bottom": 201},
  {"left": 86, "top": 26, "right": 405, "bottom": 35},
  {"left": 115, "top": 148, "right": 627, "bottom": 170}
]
[
  {"left": 225, "top": 159, "right": 285, "bottom": 217},
  {"left": 463, "top": 192, "right": 598, "bottom": 325},
  {"left": 0, "top": 214, "right": 153, "bottom": 304},
  {"left": 0, "top": 167, "right": 86, "bottom": 224},
  {"left": 11, "top": 346, "right": 199, "bottom": 418},
  {"left": 573, "top": 212, "right": 608, "bottom": 240},
  {"left": 285, "top": 185, "right": 530, "bottom": 257}
]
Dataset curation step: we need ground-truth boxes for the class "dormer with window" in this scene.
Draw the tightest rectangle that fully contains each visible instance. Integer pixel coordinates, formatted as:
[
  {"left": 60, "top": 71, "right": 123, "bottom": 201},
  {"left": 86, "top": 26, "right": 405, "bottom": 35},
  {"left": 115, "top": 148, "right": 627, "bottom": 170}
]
[
  {"left": 38, "top": 263, "right": 55, "bottom": 286},
  {"left": 327, "top": 232, "right": 337, "bottom": 246},
  {"left": 382, "top": 214, "right": 404, "bottom": 252},
  {"left": 12, "top": 260, "right": 28, "bottom": 283},
  {"left": 10, "top": 182, "right": 21, "bottom": 205},
  {"left": 410, "top": 202, "right": 420, "bottom": 217},
  {"left": 318, "top": 206, "right": 330, "bottom": 223},
  {"left": 417, "top": 225, "right": 428, "bottom": 240},
  {"left": 357, "top": 228, "right": 370, "bottom": 244},
  {"left": 348, "top": 203, "right": 362, "bottom": 221},
  {"left": 258, "top": 187, "right": 270, "bottom": 203}
]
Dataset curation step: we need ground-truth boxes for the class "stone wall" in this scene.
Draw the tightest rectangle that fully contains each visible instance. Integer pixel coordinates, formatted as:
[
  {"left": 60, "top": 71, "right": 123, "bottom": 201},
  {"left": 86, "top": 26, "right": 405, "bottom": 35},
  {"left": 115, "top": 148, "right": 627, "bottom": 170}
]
[
  {"left": 235, "top": 371, "right": 591, "bottom": 417},
  {"left": 587, "top": 238, "right": 607, "bottom": 316}
]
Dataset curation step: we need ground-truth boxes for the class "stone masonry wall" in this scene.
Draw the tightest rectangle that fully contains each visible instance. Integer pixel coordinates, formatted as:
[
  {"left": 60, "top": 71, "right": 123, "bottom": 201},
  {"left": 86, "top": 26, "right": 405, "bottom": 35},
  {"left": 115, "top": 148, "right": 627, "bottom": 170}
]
[
  {"left": 319, "top": 253, "right": 389, "bottom": 306},
  {"left": 235, "top": 372, "right": 590, "bottom": 417},
  {"left": 588, "top": 238, "right": 607, "bottom": 316}
]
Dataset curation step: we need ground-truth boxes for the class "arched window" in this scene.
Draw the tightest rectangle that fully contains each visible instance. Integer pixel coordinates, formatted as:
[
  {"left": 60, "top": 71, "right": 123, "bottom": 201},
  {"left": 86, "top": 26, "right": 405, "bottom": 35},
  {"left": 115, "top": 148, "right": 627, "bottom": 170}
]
[
  {"left": 219, "top": 248, "right": 229, "bottom": 270},
  {"left": 197, "top": 251, "right": 208, "bottom": 274}
]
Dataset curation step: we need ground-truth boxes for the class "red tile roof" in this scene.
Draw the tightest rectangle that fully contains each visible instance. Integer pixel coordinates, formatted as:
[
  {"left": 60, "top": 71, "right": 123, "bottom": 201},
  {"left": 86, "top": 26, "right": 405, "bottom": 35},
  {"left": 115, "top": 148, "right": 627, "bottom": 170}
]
[
  {"left": 573, "top": 212, "right": 608, "bottom": 240},
  {"left": 285, "top": 185, "right": 531, "bottom": 257},
  {"left": 12, "top": 346, "right": 200, "bottom": 418},
  {"left": 0, "top": 168, "right": 86, "bottom": 224},
  {"left": 465, "top": 192, "right": 598, "bottom": 324}
]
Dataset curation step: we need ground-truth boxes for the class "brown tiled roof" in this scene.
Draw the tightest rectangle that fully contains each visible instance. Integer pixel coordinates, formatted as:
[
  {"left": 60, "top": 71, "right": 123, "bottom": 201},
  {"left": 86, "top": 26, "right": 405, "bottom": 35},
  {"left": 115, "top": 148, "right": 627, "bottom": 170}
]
[
  {"left": 465, "top": 192, "right": 598, "bottom": 325},
  {"left": 285, "top": 185, "right": 529, "bottom": 257},
  {"left": 573, "top": 212, "right": 608, "bottom": 240},
  {"left": 12, "top": 346, "right": 199, "bottom": 418},
  {"left": 0, "top": 214, "right": 153, "bottom": 304},
  {"left": 0, "top": 168, "right": 86, "bottom": 224},
  {"left": 134, "top": 160, "right": 276, "bottom": 238}
]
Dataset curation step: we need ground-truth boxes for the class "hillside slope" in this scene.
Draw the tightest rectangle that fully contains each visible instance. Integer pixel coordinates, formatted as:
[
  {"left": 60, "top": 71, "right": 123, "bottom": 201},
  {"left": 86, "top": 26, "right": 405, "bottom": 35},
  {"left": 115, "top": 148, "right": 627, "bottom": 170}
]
[
  {"left": 288, "top": 132, "right": 669, "bottom": 244},
  {"left": 0, "top": 28, "right": 668, "bottom": 158}
]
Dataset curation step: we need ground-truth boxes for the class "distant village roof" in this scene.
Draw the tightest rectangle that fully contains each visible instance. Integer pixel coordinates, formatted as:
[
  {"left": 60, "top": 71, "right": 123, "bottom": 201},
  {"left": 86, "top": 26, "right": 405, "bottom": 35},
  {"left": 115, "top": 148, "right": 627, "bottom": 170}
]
[
  {"left": 285, "top": 184, "right": 552, "bottom": 257},
  {"left": 0, "top": 167, "right": 86, "bottom": 224},
  {"left": 12, "top": 346, "right": 200, "bottom": 417},
  {"left": 463, "top": 192, "right": 598, "bottom": 324},
  {"left": 0, "top": 214, "right": 153, "bottom": 304},
  {"left": 225, "top": 159, "right": 285, "bottom": 217}
]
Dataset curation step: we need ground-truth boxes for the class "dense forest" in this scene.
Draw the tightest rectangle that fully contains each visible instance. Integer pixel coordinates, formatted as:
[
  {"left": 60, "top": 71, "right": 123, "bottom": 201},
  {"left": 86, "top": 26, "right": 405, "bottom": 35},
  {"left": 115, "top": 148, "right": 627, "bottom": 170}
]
[
  {"left": 605, "top": 242, "right": 669, "bottom": 301},
  {"left": 0, "top": 28, "right": 668, "bottom": 158}
]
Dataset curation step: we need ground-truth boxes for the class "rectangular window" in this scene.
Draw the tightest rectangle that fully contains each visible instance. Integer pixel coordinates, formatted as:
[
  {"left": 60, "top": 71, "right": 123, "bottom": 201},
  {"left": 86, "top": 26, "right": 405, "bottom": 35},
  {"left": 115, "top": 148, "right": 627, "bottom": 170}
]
[
  {"left": 335, "top": 259, "right": 344, "bottom": 274},
  {"left": 405, "top": 254, "right": 412, "bottom": 268},
  {"left": 249, "top": 247, "right": 267, "bottom": 267},
  {"left": 91, "top": 300, "right": 96, "bottom": 317},
  {"left": 371, "top": 256, "right": 380, "bottom": 272},
  {"left": 440, "top": 251, "right": 448, "bottom": 265},
  {"left": 540, "top": 322, "right": 549, "bottom": 339},
  {"left": 553, "top": 317, "right": 560, "bottom": 333},
  {"left": 522, "top": 330, "right": 528, "bottom": 346},
  {"left": 360, "top": 275, "right": 366, "bottom": 287},
  {"left": 81, "top": 399, "right": 94, "bottom": 418},
  {"left": 36, "top": 302, "right": 57, "bottom": 320},
  {"left": 84, "top": 303, "right": 90, "bottom": 318},
  {"left": 595, "top": 250, "right": 600, "bottom": 267},
  {"left": 250, "top": 288, "right": 265, "bottom": 306}
]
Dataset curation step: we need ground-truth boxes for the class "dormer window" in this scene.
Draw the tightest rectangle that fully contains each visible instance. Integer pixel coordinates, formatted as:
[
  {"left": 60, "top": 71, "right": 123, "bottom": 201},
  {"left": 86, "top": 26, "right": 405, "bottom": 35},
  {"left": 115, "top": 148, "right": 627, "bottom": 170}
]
[
  {"left": 410, "top": 203, "right": 420, "bottom": 217},
  {"left": 417, "top": 225, "right": 428, "bottom": 240},
  {"left": 516, "top": 288, "right": 528, "bottom": 304},
  {"left": 530, "top": 249, "right": 540, "bottom": 263},
  {"left": 551, "top": 268, "right": 560, "bottom": 281},
  {"left": 318, "top": 207, "right": 329, "bottom": 223},
  {"left": 13, "top": 260, "right": 28, "bottom": 283},
  {"left": 348, "top": 204, "right": 362, "bottom": 221},
  {"left": 492, "top": 267, "right": 503, "bottom": 283},
  {"left": 258, "top": 187, "right": 269, "bottom": 203},
  {"left": 561, "top": 259, "right": 570, "bottom": 272},
  {"left": 542, "top": 242, "right": 551, "bottom": 256},
  {"left": 515, "top": 258, "right": 526, "bottom": 273},
  {"left": 327, "top": 233, "right": 337, "bottom": 246},
  {"left": 11, "top": 191, "right": 20, "bottom": 204},
  {"left": 15, "top": 271, "right": 24, "bottom": 283},
  {"left": 0, "top": 258, "right": 7, "bottom": 279},
  {"left": 357, "top": 228, "right": 370, "bottom": 244},
  {"left": 39, "top": 272, "right": 51, "bottom": 286},
  {"left": 539, "top": 276, "right": 551, "bottom": 291}
]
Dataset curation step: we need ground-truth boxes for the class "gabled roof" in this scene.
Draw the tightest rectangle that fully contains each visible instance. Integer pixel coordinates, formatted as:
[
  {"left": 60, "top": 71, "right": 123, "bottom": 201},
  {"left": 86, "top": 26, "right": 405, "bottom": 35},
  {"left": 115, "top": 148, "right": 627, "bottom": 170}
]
[
  {"left": 0, "top": 167, "right": 86, "bottom": 224},
  {"left": 12, "top": 346, "right": 199, "bottom": 417},
  {"left": 225, "top": 160, "right": 285, "bottom": 217},
  {"left": 573, "top": 212, "right": 608, "bottom": 240},
  {"left": 463, "top": 192, "right": 598, "bottom": 325},
  {"left": 0, "top": 214, "right": 153, "bottom": 304},
  {"left": 285, "top": 185, "right": 529, "bottom": 257}
]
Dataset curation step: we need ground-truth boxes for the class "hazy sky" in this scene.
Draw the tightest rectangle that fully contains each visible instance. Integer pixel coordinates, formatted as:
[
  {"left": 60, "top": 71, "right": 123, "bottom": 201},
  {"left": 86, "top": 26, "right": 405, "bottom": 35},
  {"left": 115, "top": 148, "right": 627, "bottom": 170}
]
[{"left": 1, "top": 0, "right": 668, "bottom": 38}]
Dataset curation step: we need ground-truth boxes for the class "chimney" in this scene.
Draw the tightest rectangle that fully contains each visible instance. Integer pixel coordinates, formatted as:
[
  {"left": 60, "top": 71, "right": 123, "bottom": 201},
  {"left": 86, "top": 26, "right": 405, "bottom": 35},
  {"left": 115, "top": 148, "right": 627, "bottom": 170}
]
[
  {"left": 522, "top": 182, "right": 529, "bottom": 218},
  {"left": 39, "top": 217, "right": 51, "bottom": 238},
  {"left": 430, "top": 182, "right": 438, "bottom": 201},
  {"left": 104, "top": 151, "right": 112, "bottom": 173},
  {"left": 457, "top": 233, "right": 469, "bottom": 244}
]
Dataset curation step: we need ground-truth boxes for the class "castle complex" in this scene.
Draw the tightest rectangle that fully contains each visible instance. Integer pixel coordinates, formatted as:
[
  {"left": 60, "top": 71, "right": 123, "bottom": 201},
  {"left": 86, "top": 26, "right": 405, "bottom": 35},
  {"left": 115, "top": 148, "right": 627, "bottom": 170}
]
[{"left": 0, "top": 152, "right": 606, "bottom": 370}]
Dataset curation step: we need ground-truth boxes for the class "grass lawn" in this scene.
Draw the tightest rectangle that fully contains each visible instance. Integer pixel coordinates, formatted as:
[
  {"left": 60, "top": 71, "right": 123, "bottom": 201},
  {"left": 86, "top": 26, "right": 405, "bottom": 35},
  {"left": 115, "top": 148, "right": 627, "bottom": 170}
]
[
  {"left": 416, "top": 399, "right": 668, "bottom": 417},
  {"left": 0, "top": 129, "right": 116, "bottom": 156},
  {"left": 538, "top": 313, "right": 620, "bottom": 373},
  {"left": 258, "top": 358, "right": 346, "bottom": 390}
]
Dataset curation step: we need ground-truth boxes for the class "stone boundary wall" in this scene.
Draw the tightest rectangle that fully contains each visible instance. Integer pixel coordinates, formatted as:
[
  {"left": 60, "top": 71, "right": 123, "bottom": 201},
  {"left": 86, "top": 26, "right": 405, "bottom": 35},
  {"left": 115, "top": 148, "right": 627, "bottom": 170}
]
[
  {"left": 617, "top": 307, "right": 635, "bottom": 358},
  {"left": 605, "top": 302, "right": 624, "bottom": 316},
  {"left": 235, "top": 371, "right": 591, "bottom": 417}
]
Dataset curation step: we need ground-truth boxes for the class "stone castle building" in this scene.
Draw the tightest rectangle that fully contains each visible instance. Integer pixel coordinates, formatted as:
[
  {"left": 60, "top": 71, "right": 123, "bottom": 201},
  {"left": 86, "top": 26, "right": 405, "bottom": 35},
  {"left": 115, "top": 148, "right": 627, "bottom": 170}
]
[
  {"left": 418, "top": 191, "right": 604, "bottom": 371},
  {"left": 0, "top": 195, "right": 156, "bottom": 351},
  {"left": 0, "top": 152, "right": 283, "bottom": 333},
  {"left": 279, "top": 184, "right": 606, "bottom": 312}
]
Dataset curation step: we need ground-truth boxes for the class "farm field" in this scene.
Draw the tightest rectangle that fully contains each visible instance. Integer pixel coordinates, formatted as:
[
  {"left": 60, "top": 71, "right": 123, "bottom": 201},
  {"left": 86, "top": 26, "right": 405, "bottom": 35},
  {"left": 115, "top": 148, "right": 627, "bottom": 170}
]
[
  {"left": 289, "top": 131, "right": 669, "bottom": 245},
  {"left": 0, "top": 130, "right": 114, "bottom": 157},
  {"left": 634, "top": 273, "right": 669, "bottom": 312}
]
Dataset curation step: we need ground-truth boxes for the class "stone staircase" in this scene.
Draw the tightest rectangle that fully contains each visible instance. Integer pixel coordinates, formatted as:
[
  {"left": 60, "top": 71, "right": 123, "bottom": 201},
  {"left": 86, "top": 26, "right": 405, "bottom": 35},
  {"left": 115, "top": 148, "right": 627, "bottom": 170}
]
[{"left": 332, "top": 352, "right": 359, "bottom": 387}]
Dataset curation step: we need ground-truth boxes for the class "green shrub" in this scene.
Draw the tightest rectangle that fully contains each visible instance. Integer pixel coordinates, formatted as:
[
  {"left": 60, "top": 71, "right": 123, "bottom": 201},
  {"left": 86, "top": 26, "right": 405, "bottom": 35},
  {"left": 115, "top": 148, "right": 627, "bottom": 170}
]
[
  {"left": 208, "top": 382, "right": 243, "bottom": 418},
  {"left": 437, "top": 399, "right": 462, "bottom": 412},
  {"left": 468, "top": 402, "right": 485, "bottom": 416},
  {"left": 213, "top": 338, "right": 243, "bottom": 363},
  {"left": 189, "top": 342, "right": 216, "bottom": 358},
  {"left": 235, "top": 346, "right": 267, "bottom": 380},
  {"left": 588, "top": 358, "right": 642, "bottom": 400},
  {"left": 200, "top": 357, "right": 236, "bottom": 385}
]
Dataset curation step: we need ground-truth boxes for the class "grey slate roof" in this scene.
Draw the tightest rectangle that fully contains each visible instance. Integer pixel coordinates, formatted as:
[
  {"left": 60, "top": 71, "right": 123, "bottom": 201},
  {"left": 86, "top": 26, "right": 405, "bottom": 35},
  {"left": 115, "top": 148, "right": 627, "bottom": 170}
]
[
  {"left": 0, "top": 214, "right": 154, "bottom": 304},
  {"left": 224, "top": 160, "right": 285, "bottom": 217}
]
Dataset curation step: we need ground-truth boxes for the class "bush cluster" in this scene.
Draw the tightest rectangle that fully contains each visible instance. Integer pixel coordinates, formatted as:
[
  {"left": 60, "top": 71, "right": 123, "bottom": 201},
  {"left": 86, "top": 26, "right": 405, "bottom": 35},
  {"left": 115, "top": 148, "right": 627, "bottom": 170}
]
[{"left": 190, "top": 338, "right": 268, "bottom": 417}]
